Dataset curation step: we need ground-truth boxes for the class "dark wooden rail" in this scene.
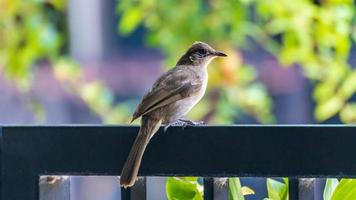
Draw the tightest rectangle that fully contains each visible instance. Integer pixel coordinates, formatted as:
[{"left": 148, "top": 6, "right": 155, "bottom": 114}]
[{"left": 1, "top": 125, "right": 356, "bottom": 200}]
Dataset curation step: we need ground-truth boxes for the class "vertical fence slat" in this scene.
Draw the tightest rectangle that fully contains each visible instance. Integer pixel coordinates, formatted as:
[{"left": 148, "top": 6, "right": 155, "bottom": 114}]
[
  {"left": 131, "top": 177, "right": 147, "bottom": 200},
  {"left": 289, "top": 178, "right": 299, "bottom": 200},
  {"left": 213, "top": 178, "right": 228, "bottom": 200},
  {"left": 39, "top": 176, "right": 70, "bottom": 200},
  {"left": 121, "top": 187, "right": 131, "bottom": 200},
  {"left": 299, "top": 178, "right": 315, "bottom": 200},
  {"left": 314, "top": 178, "right": 326, "bottom": 200},
  {"left": 204, "top": 177, "right": 214, "bottom": 200},
  {"left": 121, "top": 177, "right": 147, "bottom": 200}
]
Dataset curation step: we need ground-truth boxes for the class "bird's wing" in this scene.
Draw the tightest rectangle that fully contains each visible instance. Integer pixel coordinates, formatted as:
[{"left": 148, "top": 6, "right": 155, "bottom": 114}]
[{"left": 131, "top": 67, "right": 202, "bottom": 122}]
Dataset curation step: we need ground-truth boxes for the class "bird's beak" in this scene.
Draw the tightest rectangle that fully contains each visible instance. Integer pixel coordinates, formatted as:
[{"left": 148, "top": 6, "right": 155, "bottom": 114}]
[{"left": 212, "top": 51, "right": 227, "bottom": 57}]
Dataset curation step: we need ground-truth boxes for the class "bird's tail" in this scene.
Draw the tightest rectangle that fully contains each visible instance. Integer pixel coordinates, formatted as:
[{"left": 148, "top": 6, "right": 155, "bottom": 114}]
[{"left": 120, "top": 116, "right": 161, "bottom": 188}]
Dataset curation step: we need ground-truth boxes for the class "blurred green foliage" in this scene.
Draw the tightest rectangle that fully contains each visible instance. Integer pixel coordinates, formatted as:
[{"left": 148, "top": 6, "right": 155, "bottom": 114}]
[
  {"left": 0, "top": 0, "right": 65, "bottom": 90},
  {"left": 264, "top": 178, "right": 289, "bottom": 200},
  {"left": 229, "top": 178, "right": 245, "bottom": 200},
  {"left": 229, "top": 178, "right": 255, "bottom": 200},
  {"left": 166, "top": 177, "right": 254, "bottom": 200},
  {"left": 324, "top": 178, "right": 339, "bottom": 200},
  {"left": 328, "top": 179, "right": 356, "bottom": 200},
  {"left": 166, "top": 177, "right": 203, "bottom": 200},
  {"left": 117, "top": 0, "right": 356, "bottom": 123},
  {"left": 4, "top": 0, "right": 355, "bottom": 124},
  {"left": 0, "top": 0, "right": 132, "bottom": 122},
  {"left": 117, "top": 0, "right": 275, "bottom": 124},
  {"left": 53, "top": 59, "right": 132, "bottom": 123},
  {"left": 322, "top": 178, "right": 356, "bottom": 200}
]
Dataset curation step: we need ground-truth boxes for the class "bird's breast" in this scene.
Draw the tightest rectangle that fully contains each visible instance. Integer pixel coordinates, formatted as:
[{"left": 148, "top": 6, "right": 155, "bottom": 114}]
[
  {"left": 163, "top": 69, "right": 208, "bottom": 123},
  {"left": 181, "top": 69, "right": 208, "bottom": 111}
]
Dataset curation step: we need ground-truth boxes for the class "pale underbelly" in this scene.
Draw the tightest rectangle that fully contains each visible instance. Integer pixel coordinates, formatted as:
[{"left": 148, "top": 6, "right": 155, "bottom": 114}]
[
  {"left": 161, "top": 68, "right": 208, "bottom": 124},
  {"left": 162, "top": 92, "right": 205, "bottom": 123}
]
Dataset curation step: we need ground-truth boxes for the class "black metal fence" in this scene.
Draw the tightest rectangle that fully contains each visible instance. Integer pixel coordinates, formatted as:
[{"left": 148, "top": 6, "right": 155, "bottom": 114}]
[{"left": 1, "top": 125, "right": 356, "bottom": 200}]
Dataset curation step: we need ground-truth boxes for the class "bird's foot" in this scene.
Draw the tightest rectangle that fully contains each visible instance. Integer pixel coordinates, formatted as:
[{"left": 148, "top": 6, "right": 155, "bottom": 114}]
[
  {"left": 164, "top": 120, "right": 188, "bottom": 132},
  {"left": 178, "top": 119, "right": 205, "bottom": 126},
  {"left": 164, "top": 119, "right": 205, "bottom": 132}
]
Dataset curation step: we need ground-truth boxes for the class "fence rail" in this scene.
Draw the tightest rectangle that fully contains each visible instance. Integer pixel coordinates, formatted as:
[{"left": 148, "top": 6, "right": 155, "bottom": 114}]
[{"left": 1, "top": 125, "right": 356, "bottom": 200}]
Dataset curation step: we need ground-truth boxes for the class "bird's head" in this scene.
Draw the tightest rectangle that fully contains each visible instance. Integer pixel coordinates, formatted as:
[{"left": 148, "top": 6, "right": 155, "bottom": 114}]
[{"left": 177, "top": 41, "right": 227, "bottom": 66}]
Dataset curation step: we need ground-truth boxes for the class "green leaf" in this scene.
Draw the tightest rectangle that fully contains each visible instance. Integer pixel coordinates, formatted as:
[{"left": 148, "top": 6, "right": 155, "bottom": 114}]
[
  {"left": 229, "top": 178, "right": 245, "bottom": 200},
  {"left": 331, "top": 179, "right": 356, "bottom": 200},
  {"left": 315, "top": 96, "right": 344, "bottom": 121},
  {"left": 241, "top": 186, "right": 255, "bottom": 196},
  {"left": 314, "top": 82, "right": 336, "bottom": 104},
  {"left": 324, "top": 178, "right": 339, "bottom": 200},
  {"left": 118, "top": 7, "right": 143, "bottom": 35},
  {"left": 340, "top": 103, "right": 356, "bottom": 124},
  {"left": 166, "top": 177, "right": 203, "bottom": 200},
  {"left": 338, "top": 71, "right": 356, "bottom": 99},
  {"left": 49, "top": 0, "right": 67, "bottom": 10},
  {"left": 266, "top": 178, "right": 288, "bottom": 200}
]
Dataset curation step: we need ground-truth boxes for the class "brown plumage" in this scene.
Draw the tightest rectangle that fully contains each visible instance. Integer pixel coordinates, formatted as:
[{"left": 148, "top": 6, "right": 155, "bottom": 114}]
[{"left": 120, "top": 41, "right": 227, "bottom": 187}]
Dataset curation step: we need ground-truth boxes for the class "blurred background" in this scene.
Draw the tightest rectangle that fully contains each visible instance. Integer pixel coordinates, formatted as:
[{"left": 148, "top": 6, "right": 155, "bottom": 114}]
[{"left": 1, "top": 0, "right": 355, "bottom": 199}]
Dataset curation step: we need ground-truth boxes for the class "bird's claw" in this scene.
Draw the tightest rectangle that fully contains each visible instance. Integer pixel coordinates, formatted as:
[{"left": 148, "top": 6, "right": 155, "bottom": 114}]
[
  {"left": 164, "top": 120, "right": 186, "bottom": 132},
  {"left": 164, "top": 119, "right": 205, "bottom": 132},
  {"left": 179, "top": 119, "right": 205, "bottom": 126}
]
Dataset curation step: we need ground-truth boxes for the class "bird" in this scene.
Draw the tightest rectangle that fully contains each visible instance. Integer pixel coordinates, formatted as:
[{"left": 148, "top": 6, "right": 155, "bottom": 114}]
[{"left": 120, "top": 41, "right": 227, "bottom": 187}]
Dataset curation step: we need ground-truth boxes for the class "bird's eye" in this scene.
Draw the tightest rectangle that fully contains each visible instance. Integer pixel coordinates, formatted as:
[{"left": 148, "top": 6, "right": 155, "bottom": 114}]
[{"left": 196, "top": 49, "right": 207, "bottom": 55}]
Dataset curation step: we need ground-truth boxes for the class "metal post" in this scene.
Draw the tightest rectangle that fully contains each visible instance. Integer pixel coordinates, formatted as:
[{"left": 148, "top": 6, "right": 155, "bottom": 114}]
[
  {"left": 40, "top": 176, "right": 70, "bottom": 200},
  {"left": 289, "top": 178, "right": 299, "bottom": 200},
  {"left": 121, "top": 177, "right": 147, "bottom": 200},
  {"left": 204, "top": 178, "right": 214, "bottom": 200}
]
